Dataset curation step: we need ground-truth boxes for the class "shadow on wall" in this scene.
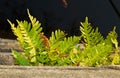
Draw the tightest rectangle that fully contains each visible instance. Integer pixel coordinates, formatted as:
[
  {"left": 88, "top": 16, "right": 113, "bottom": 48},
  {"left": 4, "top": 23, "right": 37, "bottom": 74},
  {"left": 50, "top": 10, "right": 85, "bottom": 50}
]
[{"left": 0, "top": 0, "right": 120, "bottom": 40}]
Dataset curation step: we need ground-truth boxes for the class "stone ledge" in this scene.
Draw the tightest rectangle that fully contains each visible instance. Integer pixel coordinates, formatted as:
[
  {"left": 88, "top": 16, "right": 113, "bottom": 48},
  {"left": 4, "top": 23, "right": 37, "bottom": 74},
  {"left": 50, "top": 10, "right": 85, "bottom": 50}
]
[
  {"left": 0, "top": 65, "right": 120, "bottom": 70},
  {"left": 0, "top": 65, "right": 120, "bottom": 78}
]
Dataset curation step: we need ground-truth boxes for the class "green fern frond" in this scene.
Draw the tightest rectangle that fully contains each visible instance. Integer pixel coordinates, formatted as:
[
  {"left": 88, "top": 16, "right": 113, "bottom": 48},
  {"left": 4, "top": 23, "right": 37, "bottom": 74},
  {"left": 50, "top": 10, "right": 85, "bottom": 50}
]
[
  {"left": 49, "top": 29, "right": 66, "bottom": 50},
  {"left": 106, "top": 26, "right": 120, "bottom": 65},
  {"left": 48, "top": 30, "right": 81, "bottom": 65},
  {"left": 7, "top": 20, "right": 24, "bottom": 46},
  {"left": 59, "top": 36, "right": 81, "bottom": 53},
  {"left": 80, "top": 17, "right": 104, "bottom": 46},
  {"left": 16, "top": 20, "right": 32, "bottom": 46},
  {"left": 49, "top": 29, "right": 80, "bottom": 52},
  {"left": 80, "top": 43, "right": 113, "bottom": 67},
  {"left": 50, "top": 29, "right": 66, "bottom": 41},
  {"left": 12, "top": 20, "right": 37, "bottom": 63},
  {"left": 8, "top": 10, "right": 44, "bottom": 65},
  {"left": 27, "top": 9, "right": 42, "bottom": 33},
  {"left": 12, "top": 50, "right": 30, "bottom": 66}
]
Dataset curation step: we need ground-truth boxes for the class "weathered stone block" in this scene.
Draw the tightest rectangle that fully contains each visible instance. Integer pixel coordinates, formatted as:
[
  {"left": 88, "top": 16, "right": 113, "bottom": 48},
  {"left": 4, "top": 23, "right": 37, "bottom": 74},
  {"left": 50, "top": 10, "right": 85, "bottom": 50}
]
[{"left": 0, "top": 52, "right": 14, "bottom": 65}]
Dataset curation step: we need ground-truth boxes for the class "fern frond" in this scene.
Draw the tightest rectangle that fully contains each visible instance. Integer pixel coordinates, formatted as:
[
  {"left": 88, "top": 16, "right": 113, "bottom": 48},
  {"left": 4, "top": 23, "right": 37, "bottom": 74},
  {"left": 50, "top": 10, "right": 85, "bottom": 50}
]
[
  {"left": 16, "top": 20, "right": 32, "bottom": 46},
  {"left": 106, "top": 26, "right": 118, "bottom": 46},
  {"left": 48, "top": 30, "right": 81, "bottom": 65},
  {"left": 106, "top": 26, "right": 119, "bottom": 65},
  {"left": 49, "top": 29, "right": 66, "bottom": 50},
  {"left": 8, "top": 10, "right": 44, "bottom": 65},
  {"left": 7, "top": 20, "right": 25, "bottom": 48},
  {"left": 27, "top": 9, "right": 42, "bottom": 33},
  {"left": 80, "top": 17, "right": 104, "bottom": 46},
  {"left": 12, "top": 50, "right": 30, "bottom": 66},
  {"left": 59, "top": 36, "right": 81, "bottom": 53},
  {"left": 16, "top": 20, "right": 37, "bottom": 63},
  {"left": 80, "top": 43, "right": 113, "bottom": 66}
]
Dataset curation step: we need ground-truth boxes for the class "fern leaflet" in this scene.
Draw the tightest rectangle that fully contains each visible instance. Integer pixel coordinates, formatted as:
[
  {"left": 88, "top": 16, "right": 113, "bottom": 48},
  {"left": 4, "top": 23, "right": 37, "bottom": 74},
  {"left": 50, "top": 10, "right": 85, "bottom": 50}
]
[{"left": 80, "top": 17, "right": 104, "bottom": 46}]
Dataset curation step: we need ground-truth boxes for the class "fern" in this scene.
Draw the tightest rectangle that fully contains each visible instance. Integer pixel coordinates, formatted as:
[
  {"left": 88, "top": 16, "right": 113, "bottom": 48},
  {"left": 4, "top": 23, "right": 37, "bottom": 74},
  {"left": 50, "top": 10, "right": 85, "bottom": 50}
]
[
  {"left": 80, "top": 43, "right": 113, "bottom": 67},
  {"left": 49, "top": 29, "right": 66, "bottom": 51},
  {"left": 46, "top": 30, "right": 81, "bottom": 65},
  {"left": 8, "top": 11, "right": 120, "bottom": 67},
  {"left": 108, "top": 27, "right": 119, "bottom": 65},
  {"left": 12, "top": 50, "right": 30, "bottom": 66},
  {"left": 49, "top": 29, "right": 81, "bottom": 53},
  {"left": 59, "top": 36, "right": 81, "bottom": 53},
  {"left": 79, "top": 17, "right": 119, "bottom": 67},
  {"left": 80, "top": 17, "right": 104, "bottom": 46},
  {"left": 27, "top": 9, "right": 42, "bottom": 33},
  {"left": 8, "top": 10, "right": 44, "bottom": 65}
]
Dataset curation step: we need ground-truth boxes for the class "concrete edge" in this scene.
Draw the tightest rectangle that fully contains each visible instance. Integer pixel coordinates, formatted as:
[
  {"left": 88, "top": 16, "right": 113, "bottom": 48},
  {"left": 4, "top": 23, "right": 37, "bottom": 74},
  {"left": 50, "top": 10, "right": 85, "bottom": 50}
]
[
  {"left": 0, "top": 65, "right": 120, "bottom": 70},
  {"left": 104, "top": 65, "right": 120, "bottom": 70}
]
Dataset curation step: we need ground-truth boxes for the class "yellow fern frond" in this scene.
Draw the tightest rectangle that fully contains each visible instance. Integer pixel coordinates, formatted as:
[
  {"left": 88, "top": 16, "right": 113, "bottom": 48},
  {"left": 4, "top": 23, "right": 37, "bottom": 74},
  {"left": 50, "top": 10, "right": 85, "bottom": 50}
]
[
  {"left": 27, "top": 9, "right": 41, "bottom": 27},
  {"left": 7, "top": 20, "right": 24, "bottom": 46}
]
